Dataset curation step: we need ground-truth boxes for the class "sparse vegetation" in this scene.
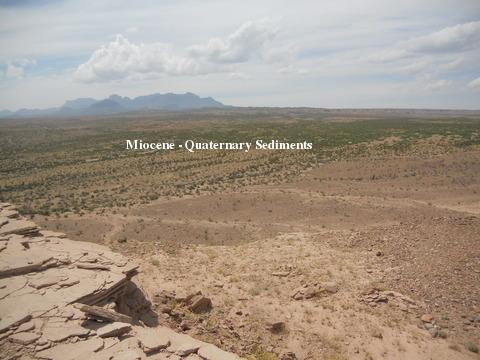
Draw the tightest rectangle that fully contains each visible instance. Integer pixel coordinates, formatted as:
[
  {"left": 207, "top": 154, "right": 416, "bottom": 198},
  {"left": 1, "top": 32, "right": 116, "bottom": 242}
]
[
  {"left": 2, "top": 109, "right": 479, "bottom": 359},
  {"left": 1, "top": 109, "right": 479, "bottom": 216},
  {"left": 467, "top": 343, "right": 479, "bottom": 353}
]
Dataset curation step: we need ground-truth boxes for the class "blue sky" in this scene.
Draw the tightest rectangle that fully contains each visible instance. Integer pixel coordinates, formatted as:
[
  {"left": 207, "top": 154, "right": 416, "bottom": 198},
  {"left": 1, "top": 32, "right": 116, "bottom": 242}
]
[{"left": 0, "top": 0, "right": 479, "bottom": 110}]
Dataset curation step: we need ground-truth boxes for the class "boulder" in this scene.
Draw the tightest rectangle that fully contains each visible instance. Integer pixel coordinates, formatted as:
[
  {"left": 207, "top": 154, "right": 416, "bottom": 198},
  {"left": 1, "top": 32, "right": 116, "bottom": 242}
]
[{"left": 187, "top": 294, "right": 212, "bottom": 314}]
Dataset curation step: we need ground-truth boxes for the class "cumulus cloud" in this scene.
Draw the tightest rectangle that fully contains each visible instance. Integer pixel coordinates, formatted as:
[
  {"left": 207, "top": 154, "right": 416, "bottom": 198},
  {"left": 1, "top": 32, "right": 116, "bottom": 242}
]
[
  {"left": 74, "top": 35, "right": 208, "bottom": 83},
  {"left": 189, "top": 19, "right": 277, "bottom": 63},
  {"left": 468, "top": 77, "right": 480, "bottom": 89},
  {"left": 4, "top": 58, "right": 36, "bottom": 79},
  {"left": 74, "top": 19, "right": 278, "bottom": 83}
]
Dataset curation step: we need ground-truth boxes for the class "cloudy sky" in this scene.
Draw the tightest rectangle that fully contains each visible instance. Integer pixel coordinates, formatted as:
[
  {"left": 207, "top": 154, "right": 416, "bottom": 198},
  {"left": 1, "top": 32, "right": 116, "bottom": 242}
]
[{"left": 0, "top": 0, "right": 479, "bottom": 110}]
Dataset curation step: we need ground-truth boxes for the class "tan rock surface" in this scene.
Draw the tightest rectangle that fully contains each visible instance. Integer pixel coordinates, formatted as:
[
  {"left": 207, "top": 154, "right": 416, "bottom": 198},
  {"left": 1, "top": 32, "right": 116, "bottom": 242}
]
[
  {"left": 0, "top": 205, "right": 240, "bottom": 360},
  {"left": 8, "top": 331, "right": 41, "bottom": 345}
]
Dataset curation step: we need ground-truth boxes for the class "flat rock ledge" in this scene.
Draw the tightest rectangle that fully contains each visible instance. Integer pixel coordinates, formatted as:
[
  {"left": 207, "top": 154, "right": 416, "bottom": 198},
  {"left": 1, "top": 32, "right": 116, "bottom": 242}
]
[{"left": 0, "top": 203, "right": 240, "bottom": 360}]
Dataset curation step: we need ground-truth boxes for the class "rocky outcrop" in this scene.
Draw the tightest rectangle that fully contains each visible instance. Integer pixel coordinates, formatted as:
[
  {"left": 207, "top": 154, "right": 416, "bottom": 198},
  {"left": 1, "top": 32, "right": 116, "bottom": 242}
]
[{"left": 0, "top": 203, "right": 240, "bottom": 360}]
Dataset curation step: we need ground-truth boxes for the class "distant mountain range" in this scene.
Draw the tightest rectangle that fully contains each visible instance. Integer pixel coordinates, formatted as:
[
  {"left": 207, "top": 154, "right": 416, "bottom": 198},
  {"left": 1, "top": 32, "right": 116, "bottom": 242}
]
[{"left": 0, "top": 92, "right": 226, "bottom": 118}]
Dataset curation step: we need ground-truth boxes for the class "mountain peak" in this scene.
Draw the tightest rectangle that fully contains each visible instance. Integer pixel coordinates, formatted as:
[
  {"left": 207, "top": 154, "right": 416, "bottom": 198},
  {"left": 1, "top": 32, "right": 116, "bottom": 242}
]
[{"left": 1, "top": 92, "right": 225, "bottom": 118}]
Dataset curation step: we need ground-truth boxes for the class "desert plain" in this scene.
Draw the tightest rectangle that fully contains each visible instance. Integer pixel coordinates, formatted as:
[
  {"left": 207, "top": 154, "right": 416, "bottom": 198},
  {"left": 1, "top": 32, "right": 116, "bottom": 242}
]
[{"left": 1, "top": 108, "right": 479, "bottom": 359}]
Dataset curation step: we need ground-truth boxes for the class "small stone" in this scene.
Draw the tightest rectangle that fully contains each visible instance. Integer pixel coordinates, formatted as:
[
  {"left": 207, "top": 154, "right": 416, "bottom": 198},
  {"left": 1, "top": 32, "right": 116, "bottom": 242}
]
[
  {"left": 376, "top": 295, "right": 388, "bottom": 303},
  {"left": 271, "top": 271, "right": 290, "bottom": 277},
  {"left": 36, "top": 337, "right": 49, "bottom": 346},
  {"left": 180, "top": 320, "right": 191, "bottom": 331},
  {"left": 428, "top": 327, "right": 439, "bottom": 338},
  {"left": 304, "top": 287, "right": 318, "bottom": 299},
  {"left": 291, "top": 287, "right": 305, "bottom": 300},
  {"left": 421, "top": 314, "right": 434, "bottom": 323},
  {"left": 188, "top": 295, "right": 213, "bottom": 314},
  {"left": 322, "top": 282, "right": 338, "bottom": 294},
  {"left": 269, "top": 322, "right": 287, "bottom": 334},
  {"left": 97, "top": 322, "right": 131, "bottom": 338}
]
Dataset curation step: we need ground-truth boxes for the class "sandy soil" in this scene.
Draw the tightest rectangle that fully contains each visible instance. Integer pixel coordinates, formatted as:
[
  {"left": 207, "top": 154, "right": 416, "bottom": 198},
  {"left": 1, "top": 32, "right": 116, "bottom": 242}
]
[{"left": 36, "top": 148, "right": 480, "bottom": 359}]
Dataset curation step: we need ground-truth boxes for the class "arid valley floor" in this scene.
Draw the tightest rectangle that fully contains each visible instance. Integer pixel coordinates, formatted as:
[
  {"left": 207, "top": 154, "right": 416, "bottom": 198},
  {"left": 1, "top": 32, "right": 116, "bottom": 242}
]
[{"left": 1, "top": 109, "right": 480, "bottom": 359}]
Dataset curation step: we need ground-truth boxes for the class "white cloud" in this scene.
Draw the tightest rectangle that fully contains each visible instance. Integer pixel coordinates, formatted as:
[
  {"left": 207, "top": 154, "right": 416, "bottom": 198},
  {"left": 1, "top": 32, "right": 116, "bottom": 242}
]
[
  {"left": 188, "top": 19, "right": 277, "bottom": 63},
  {"left": 468, "top": 77, "right": 480, "bottom": 89},
  {"left": 438, "top": 57, "right": 465, "bottom": 71},
  {"left": 227, "top": 72, "right": 251, "bottom": 80},
  {"left": 424, "top": 79, "right": 450, "bottom": 91},
  {"left": 2, "top": 0, "right": 480, "bottom": 109},
  {"left": 4, "top": 58, "right": 36, "bottom": 79},
  {"left": 5, "top": 64, "right": 25, "bottom": 78},
  {"left": 278, "top": 65, "right": 310, "bottom": 75},
  {"left": 74, "top": 20, "right": 279, "bottom": 83},
  {"left": 368, "top": 48, "right": 410, "bottom": 63},
  {"left": 73, "top": 35, "right": 208, "bottom": 83},
  {"left": 371, "top": 21, "right": 480, "bottom": 63},
  {"left": 404, "top": 21, "right": 480, "bottom": 53},
  {"left": 395, "top": 60, "right": 430, "bottom": 75}
]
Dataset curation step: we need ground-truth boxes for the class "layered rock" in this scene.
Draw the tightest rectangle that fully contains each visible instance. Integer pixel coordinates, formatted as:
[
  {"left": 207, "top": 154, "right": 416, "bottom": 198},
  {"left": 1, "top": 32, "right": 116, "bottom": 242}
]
[{"left": 0, "top": 203, "right": 240, "bottom": 360}]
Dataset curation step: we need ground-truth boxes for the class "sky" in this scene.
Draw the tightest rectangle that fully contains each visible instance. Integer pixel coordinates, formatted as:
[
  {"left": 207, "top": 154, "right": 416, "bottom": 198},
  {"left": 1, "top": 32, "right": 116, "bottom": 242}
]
[{"left": 0, "top": 0, "right": 479, "bottom": 110}]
